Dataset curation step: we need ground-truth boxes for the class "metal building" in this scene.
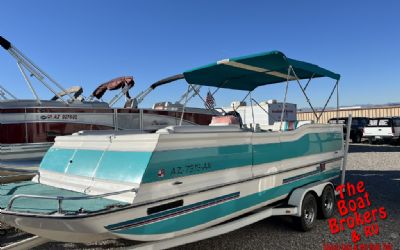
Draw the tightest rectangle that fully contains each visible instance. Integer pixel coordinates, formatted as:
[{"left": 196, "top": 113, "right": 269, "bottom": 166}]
[{"left": 297, "top": 105, "right": 400, "bottom": 123}]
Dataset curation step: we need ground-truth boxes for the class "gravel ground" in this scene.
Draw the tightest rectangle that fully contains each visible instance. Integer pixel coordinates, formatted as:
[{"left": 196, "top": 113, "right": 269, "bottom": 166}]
[{"left": 1, "top": 143, "right": 399, "bottom": 249}]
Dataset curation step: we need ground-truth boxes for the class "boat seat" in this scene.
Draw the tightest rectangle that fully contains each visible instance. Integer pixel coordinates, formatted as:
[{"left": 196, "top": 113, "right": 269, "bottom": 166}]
[
  {"left": 156, "top": 125, "right": 242, "bottom": 134},
  {"left": 272, "top": 120, "right": 314, "bottom": 131},
  {"left": 209, "top": 115, "right": 240, "bottom": 126},
  {"left": 297, "top": 120, "right": 314, "bottom": 127},
  {"left": 0, "top": 181, "right": 127, "bottom": 214}
]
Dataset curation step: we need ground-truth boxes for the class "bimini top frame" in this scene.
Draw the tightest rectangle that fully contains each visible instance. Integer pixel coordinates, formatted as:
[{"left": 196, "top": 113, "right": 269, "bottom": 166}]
[
  {"left": 183, "top": 50, "right": 340, "bottom": 91},
  {"left": 177, "top": 50, "right": 340, "bottom": 123},
  {"left": 0, "top": 36, "right": 134, "bottom": 107},
  {"left": 0, "top": 84, "right": 17, "bottom": 100},
  {"left": 0, "top": 36, "right": 76, "bottom": 105},
  {"left": 134, "top": 50, "right": 340, "bottom": 124}
]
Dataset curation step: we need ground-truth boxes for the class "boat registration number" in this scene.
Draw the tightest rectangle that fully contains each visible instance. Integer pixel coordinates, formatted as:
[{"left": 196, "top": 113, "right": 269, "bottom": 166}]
[
  {"left": 40, "top": 114, "right": 78, "bottom": 120},
  {"left": 170, "top": 162, "right": 212, "bottom": 176}
]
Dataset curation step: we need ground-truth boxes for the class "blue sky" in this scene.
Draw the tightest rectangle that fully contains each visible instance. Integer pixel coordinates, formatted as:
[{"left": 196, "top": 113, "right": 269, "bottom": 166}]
[{"left": 1, "top": 0, "right": 399, "bottom": 108}]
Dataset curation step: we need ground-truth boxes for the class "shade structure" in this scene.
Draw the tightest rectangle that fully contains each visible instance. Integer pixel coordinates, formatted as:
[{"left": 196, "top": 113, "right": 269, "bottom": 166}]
[{"left": 183, "top": 51, "right": 340, "bottom": 91}]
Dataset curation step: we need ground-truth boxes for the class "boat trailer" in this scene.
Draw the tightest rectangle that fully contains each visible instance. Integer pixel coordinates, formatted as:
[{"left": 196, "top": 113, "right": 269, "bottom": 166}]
[
  {"left": 0, "top": 181, "right": 339, "bottom": 250},
  {"left": 0, "top": 181, "right": 346, "bottom": 249}
]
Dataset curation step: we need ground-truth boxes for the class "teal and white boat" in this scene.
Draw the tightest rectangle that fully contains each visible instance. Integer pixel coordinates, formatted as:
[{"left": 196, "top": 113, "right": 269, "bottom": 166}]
[{"left": 0, "top": 51, "right": 344, "bottom": 243}]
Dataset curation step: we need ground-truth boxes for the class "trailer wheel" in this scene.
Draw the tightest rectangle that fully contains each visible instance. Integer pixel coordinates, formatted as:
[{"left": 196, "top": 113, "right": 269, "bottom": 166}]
[
  {"left": 318, "top": 185, "right": 335, "bottom": 219},
  {"left": 294, "top": 193, "right": 317, "bottom": 231}
]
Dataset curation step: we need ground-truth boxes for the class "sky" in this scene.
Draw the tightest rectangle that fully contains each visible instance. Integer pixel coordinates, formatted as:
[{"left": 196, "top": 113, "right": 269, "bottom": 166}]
[{"left": 1, "top": 0, "right": 400, "bottom": 109}]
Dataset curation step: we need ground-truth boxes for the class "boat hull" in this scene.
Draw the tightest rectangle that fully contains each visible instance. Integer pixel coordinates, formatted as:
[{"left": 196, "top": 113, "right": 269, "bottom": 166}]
[
  {"left": 0, "top": 124, "right": 344, "bottom": 242},
  {"left": 0, "top": 160, "right": 341, "bottom": 242}
]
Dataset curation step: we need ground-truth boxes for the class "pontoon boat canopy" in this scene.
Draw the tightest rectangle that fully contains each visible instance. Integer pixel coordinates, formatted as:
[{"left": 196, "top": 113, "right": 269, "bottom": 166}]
[{"left": 183, "top": 51, "right": 340, "bottom": 91}]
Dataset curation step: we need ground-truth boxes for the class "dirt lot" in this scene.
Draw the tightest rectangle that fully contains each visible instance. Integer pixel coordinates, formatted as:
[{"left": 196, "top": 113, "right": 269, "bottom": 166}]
[{"left": 1, "top": 144, "right": 399, "bottom": 249}]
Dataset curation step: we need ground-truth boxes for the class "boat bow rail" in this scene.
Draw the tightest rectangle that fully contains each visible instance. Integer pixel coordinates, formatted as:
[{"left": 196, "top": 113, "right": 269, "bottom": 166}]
[
  {"left": 5, "top": 187, "right": 138, "bottom": 215},
  {"left": 0, "top": 180, "right": 138, "bottom": 215}
]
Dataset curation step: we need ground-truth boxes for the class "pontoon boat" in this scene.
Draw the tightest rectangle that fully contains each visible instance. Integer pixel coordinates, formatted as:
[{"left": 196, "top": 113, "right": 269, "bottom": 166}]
[{"left": 0, "top": 36, "right": 215, "bottom": 160}]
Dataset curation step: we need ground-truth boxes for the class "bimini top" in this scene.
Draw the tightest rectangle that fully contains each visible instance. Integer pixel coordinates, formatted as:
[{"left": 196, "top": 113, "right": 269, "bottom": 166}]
[{"left": 183, "top": 51, "right": 340, "bottom": 91}]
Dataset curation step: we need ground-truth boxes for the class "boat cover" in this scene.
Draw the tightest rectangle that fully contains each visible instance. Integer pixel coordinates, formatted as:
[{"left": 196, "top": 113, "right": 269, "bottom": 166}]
[
  {"left": 183, "top": 51, "right": 340, "bottom": 91},
  {"left": 92, "top": 76, "right": 134, "bottom": 99}
]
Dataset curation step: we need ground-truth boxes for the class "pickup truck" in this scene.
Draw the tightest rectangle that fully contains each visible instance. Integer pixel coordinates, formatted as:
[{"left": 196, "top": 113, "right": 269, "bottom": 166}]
[
  {"left": 363, "top": 117, "right": 400, "bottom": 144},
  {"left": 328, "top": 117, "right": 369, "bottom": 143}
]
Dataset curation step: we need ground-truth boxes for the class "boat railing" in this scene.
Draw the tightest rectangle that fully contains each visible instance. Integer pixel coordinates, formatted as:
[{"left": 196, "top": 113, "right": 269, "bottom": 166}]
[{"left": 6, "top": 187, "right": 138, "bottom": 214}]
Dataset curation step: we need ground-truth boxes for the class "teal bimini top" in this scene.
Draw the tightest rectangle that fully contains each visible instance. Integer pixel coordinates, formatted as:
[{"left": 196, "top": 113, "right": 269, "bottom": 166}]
[{"left": 183, "top": 51, "right": 340, "bottom": 91}]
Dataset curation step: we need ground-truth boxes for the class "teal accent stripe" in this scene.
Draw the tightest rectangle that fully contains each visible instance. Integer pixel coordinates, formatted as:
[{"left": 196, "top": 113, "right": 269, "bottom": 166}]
[
  {"left": 109, "top": 167, "right": 340, "bottom": 235},
  {"left": 253, "top": 132, "right": 342, "bottom": 165},
  {"left": 142, "top": 144, "right": 252, "bottom": 183},
  {"left": 106, "top": 192, "right": 240, "bottom": 231}
]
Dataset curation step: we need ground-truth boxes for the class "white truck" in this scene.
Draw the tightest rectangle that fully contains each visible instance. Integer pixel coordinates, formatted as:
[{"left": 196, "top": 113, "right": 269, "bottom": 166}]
[{"left": 363, "top": 117, "right": 400, "bottom": 144}]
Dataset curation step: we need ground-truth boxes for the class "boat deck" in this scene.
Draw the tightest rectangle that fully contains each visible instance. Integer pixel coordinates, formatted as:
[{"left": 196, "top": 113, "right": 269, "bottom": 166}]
[{"left": 0, "top": 181, "right": 127, "bottom": 214}]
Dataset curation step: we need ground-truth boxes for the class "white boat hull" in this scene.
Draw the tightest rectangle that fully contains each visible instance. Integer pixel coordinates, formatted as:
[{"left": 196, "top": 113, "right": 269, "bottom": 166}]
[
  {"left": 1, "top": 160, "right": 341, "bottom": 242},
  {"left": 0, "top": 124, "right": 344, "bottom": 242}
]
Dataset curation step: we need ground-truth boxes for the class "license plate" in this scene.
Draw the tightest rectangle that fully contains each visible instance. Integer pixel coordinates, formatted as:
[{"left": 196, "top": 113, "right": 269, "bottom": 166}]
[{"left": 375, "top": 136, "right": 382, "bottom": 139}]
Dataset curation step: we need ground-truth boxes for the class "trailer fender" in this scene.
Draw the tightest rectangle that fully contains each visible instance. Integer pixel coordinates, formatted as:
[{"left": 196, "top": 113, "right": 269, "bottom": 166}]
[{"left": 288, "top": 182, "right": 334, "bottom": 217}]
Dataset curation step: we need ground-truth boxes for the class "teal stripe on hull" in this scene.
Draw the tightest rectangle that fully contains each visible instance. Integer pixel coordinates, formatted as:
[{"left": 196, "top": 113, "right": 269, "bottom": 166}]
[
  {"left": 253, "top": 132, "right": 342, "bottom": 165},
  {"left": 111, "top": 168, "right": 340, "bottom": 235},
  {"left": 142, "top": 144, "right": 252, "bottom": 183},
  {"left": 106, "top": 192, "right": 241, "bottom": 230}
]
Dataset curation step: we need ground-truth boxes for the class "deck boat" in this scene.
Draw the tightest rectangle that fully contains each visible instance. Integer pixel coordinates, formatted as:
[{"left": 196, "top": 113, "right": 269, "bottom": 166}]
[
  {"left": 0, "top": 51, "right": 343, "bottom": 243},
  {"left": 0, "top": 36, "right": 215, "bottom": 161}
]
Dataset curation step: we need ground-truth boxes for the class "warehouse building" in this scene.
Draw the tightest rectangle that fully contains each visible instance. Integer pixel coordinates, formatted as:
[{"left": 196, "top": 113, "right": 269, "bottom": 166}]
[{"left": 297, "top": 105, "right": 400, "bottom": 123}]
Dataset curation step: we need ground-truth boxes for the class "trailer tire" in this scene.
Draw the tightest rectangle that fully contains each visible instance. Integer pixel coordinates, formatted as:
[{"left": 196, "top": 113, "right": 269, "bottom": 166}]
[
  {"left": 294, "top": 193, "right": 317, "bottom": 231},
  {"left": 318, "top": 185, "right": 335, "bottom": 219}
]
